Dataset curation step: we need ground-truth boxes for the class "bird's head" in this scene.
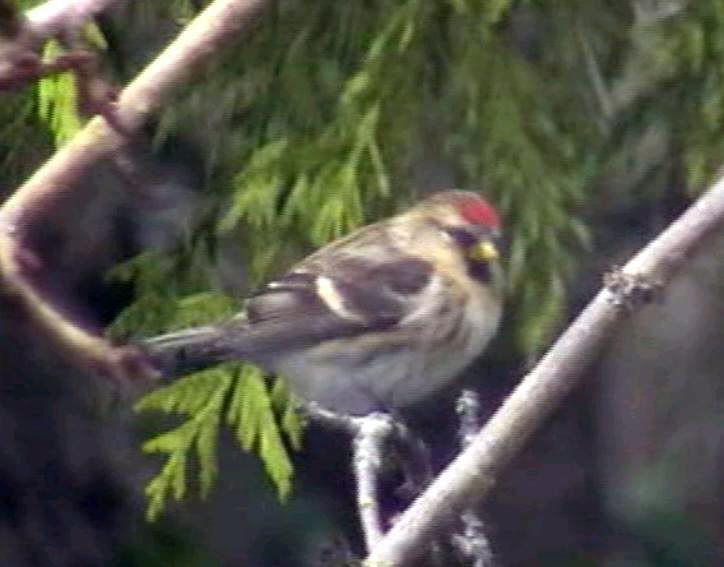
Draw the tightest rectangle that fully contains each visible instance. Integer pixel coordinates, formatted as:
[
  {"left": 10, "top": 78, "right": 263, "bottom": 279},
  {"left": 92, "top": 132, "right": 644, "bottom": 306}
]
[{"left": 400, "top": 190, "right": 502, "bottom": 283}]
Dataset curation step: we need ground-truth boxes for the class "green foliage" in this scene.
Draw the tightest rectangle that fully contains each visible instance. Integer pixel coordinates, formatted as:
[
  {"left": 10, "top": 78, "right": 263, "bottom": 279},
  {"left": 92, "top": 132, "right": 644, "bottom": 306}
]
[
  {"left": 36, "top": 23, "right": 108, "bottom": 147},
  {"left": 663, "top": 4, "right": 724, "bottom": 191},
  {"left": 225, "top": 366, "right": 301, "bottom": 495},
  {"left": 138, "top": 364, "right": 301, "bottom": 521},
  {"left": 108, "top": 252, "right": 188, "bottom": 338},
  {"left": 14, "top": 0, "right": 39, "bottom": 9},
  {"left": 139, "top": 367, "right": 232, "bottom": 520},
  {"left": 445, "top": 22, "right": 593, "bottom": 351},
  {"left": 107, "top": 247, "right": 301, "bottom": 519},
  {"left": 37, "top": 41, "right": 82, "bottom": 146},
  {"left": 107, "top": 249, "right": 239, "bottom": 338},
  {"left": 0, "top": 90, "right": 52, "bottom": 186},
  {"left": 210, "top": 0, "right": 436, "bottom": 263}
]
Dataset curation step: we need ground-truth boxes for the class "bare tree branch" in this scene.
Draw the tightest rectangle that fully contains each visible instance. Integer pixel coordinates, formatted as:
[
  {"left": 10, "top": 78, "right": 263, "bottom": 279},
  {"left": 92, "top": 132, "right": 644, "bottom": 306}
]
[
  {"left": 0, "top": 0, "right": 268, "bottom": 379},
  {"left": 0, "top": 0, "right": 124, "bottom": 90},
  {"left": 364, "top": 178, "right": 724, "bottom": 566}
]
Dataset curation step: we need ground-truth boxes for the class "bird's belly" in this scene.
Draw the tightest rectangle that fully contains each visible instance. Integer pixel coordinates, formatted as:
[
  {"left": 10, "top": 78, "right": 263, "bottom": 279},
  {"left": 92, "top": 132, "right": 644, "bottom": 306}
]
[
  {"left": 269, "top": 342, "right": 414, "bottom": 415},
  {"left": 267, "top": 305, "right": 499, "bottom": 414}
]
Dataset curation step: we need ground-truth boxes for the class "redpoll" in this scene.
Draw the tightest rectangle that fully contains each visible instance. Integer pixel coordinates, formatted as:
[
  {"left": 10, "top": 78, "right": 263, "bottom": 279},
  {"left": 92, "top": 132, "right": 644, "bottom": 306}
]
[{"left": 146, "top": 190, "right": 503, "bottom": 415}]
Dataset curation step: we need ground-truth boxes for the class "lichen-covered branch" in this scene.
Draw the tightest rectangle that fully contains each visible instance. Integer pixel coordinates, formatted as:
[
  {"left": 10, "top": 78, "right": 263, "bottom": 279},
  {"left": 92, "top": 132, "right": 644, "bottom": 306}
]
[
  {"left": 365, "top": 178, "right": 724, "bottom": 566},
  {"left": 304, "top": 406, "right": 396, "bottom": 553},
  {"left": 450, "top": 390, "right": 494, "bottom": 567},
  {"left": 353, "top": 414, "right": 394, "bottom": 551}
]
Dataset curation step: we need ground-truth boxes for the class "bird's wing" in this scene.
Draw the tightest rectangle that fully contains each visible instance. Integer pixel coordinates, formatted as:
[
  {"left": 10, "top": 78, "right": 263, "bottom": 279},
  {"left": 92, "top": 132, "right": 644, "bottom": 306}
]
[
  {"left": 142, "top": 254, "right": 435, "bottom": 376},
  {"left": 239, "top": 251, "right": 434, "bottom": 353}
]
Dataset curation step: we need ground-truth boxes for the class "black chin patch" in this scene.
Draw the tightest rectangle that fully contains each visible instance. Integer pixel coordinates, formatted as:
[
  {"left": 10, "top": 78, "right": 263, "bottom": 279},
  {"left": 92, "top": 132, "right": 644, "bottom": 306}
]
[{"left": 466, "top": 260, "right": 491, "bottom": 283}]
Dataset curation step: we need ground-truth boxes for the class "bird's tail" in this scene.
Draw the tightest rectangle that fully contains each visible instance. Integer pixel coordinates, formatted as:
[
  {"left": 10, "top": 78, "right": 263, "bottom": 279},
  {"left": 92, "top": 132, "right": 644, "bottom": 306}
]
[{"left": 141, "top": 319, "right": 251, "bottom": 377}]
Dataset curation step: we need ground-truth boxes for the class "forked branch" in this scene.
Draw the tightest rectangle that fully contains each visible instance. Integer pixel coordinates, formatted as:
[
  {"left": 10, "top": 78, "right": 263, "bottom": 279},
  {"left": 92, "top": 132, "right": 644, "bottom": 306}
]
[{"left": 0, "top": 0, "right": 268, "bottom": 379}]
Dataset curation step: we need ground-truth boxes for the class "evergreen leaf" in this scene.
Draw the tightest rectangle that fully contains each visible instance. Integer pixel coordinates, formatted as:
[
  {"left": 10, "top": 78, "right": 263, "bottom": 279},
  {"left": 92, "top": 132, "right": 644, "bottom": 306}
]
[{"left": 37, "top": 40, "right": 82, "bottom": 146}]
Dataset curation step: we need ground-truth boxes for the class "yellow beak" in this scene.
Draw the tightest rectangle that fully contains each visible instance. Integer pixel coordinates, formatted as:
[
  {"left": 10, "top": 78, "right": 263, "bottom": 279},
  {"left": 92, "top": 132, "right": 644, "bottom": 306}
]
[{"left": 467, "top": 240, "right": 499, "bottom": 262}]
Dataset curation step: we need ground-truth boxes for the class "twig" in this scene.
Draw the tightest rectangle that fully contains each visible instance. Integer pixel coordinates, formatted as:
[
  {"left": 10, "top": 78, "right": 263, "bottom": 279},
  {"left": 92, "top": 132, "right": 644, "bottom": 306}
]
[
  {"left": 0, "top": 0, "right": 123, "bottom": 90},
  {"left": 452, "top": 511, "right": 493, "bottom": 567},
  {"left": 0, "top": 0, "right": 268, "bottom": 379},
  {"left": 365, "top": 179, "right": 724, "bottom": 566},
  {"left": 456, "top": 389, "right": 482, "bottom": 448},
  {"left": 354, "top": 413, "right": 395, "bottom": 551},
  {"left": 303, "top": 402, "right": 364, "bottom": 436},
  {"left": 303, "top": 404, "right": 431, "bottom": 554},
  {"left": 304, "top": 405, "right": 395, "bottom": 553},
  {"left": 451, "top": 390, "right": 494, "bottom": 567}
]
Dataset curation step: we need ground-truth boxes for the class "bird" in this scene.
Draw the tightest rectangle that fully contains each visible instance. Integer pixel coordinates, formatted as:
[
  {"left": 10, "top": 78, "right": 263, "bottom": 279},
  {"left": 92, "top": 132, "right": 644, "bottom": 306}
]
[{"left": 144, "top": 190, "right": 504, "bottom": 415}]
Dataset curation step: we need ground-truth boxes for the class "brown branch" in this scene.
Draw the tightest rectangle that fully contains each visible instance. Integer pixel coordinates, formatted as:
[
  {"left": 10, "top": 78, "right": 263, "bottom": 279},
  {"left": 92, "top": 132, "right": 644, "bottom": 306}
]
[
  {"left": 0, "top": 0, "right": 268, "bottom": 379},
  {"left": 0, "top": 0, "right": 123, "bottom": 90},
  {"left": 364, "top": 179, "right": 724, "bottom": 566}
]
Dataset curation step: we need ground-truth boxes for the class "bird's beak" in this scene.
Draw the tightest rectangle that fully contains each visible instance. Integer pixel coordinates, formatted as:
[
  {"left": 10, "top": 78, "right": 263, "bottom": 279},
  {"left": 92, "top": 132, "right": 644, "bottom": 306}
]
[{"left": 467, "top": 240, "right": 499, "bottom": 262}]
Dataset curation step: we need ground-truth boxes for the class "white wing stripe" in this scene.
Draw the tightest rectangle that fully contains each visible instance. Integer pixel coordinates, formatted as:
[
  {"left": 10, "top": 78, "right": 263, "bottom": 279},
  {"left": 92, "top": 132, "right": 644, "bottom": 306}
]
[
  {"left": 399, "top": 274, "right": 444, "bottom": 325},
  {"left": 315, "top": 276, "right": 366, "bottom": 322}
]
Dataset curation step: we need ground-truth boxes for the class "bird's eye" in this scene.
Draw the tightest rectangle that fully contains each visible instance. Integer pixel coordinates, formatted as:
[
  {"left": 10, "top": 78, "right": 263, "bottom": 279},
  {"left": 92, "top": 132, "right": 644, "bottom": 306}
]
[{"left": 441, "top": 227, "right": 477, "bottom": 249}]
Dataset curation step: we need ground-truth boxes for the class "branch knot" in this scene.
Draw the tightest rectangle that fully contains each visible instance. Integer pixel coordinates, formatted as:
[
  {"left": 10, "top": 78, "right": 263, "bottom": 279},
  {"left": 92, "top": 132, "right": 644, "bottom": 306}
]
[{"left": 604, "top": 266, "right": 662, "bottom": 310}]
